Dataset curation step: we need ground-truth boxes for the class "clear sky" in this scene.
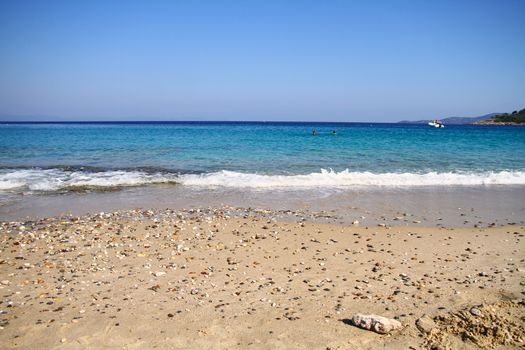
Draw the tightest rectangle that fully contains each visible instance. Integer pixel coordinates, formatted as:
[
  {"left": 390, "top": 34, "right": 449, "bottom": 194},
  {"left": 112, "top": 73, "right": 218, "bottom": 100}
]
[{"left": 0, "top": 0, "right": 524, "bottom": 122}]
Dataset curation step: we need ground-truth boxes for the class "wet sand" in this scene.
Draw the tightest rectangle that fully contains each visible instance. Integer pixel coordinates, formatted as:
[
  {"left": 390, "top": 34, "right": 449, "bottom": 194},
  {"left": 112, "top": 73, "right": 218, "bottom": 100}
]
[
  {"left": 1, "top": 207, "right": 524, "bottom": 349},
  {"left": 1, "top": 185, "right": 524, "bottom": 228}
]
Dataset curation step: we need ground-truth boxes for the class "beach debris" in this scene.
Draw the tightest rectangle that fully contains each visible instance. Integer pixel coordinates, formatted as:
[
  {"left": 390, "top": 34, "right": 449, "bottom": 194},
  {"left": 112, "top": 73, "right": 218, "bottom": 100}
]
[
  {"left": 469, "top": 306, "right": 482, "bottom": 316},
  {"left": 371, "top": 262, "right": 382, "bottom": 273},
  {"left": 149, "top": 284, "right": 161, "bottom": 292},
  {"left": 416, "top": 315, "right": 437, "bottom": 334},
  {"left": 424, "top": 301, "right": 525, "bottom": 348},
  {"left": 350, "top": 313, "right": 402, "bottom": 334},
  {"left": 190, "top": 288, "right": 201, "bottom": 295}
]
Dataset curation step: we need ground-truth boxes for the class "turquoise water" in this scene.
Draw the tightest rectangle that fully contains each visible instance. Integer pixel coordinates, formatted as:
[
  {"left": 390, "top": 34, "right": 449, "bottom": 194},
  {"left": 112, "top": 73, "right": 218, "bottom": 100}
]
[{"left": 0, "top": 122, "right": 524, "bottom": 193}]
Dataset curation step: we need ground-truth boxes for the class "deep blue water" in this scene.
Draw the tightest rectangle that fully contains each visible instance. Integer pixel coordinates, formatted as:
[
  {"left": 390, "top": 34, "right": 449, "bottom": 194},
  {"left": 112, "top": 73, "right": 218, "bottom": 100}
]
[{"left": 0, "top": 122, "right": 524, "bottom": 192}]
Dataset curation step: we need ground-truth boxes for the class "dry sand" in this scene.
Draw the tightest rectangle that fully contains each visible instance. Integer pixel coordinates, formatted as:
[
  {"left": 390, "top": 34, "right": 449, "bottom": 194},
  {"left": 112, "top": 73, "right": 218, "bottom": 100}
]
[{"left": 1, "top": 207, "right": 524, "bottom": 349}]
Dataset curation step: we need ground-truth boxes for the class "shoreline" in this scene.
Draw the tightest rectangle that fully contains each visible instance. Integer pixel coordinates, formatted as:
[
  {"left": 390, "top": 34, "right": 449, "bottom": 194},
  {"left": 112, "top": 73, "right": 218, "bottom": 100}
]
[
  {"left": 473, "top": 121, "right": 525, "bottom": 126},
  {"left": 1, "top": 207, "right": 524, "bottom": 349},
  {"left": 2, "top": 185, "right": 524, "bottom": 228}
]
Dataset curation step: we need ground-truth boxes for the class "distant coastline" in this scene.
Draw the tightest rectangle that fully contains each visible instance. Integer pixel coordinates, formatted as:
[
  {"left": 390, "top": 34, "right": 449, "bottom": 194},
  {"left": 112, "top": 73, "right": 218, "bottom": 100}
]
[
  {"left": 399, "top": 108, "right": 525, "bottom": 125},
  {"left": 474, "top": 108, "right": 525, "bottom": 125},
  {"left": 473, "top": 120, "right": 525, "bottom": 126}
]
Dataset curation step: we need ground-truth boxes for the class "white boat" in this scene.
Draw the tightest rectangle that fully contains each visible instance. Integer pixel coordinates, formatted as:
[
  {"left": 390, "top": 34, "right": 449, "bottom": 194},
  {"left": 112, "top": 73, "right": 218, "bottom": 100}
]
[{"left": 428, "top": 121, "right": 444, "bottom": 128}]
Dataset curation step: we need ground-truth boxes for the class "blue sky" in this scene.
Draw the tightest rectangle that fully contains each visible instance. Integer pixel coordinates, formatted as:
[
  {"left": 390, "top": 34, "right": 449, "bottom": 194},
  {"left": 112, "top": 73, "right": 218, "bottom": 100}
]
[{"left": 0, "top": 0, "right": 524, "bottom": 122}]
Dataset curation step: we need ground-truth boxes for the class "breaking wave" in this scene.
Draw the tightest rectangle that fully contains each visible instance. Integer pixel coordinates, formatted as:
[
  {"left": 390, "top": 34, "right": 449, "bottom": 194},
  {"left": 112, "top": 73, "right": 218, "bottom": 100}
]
[
  {"left": 0, "top": 168, "right": 178, "bottom": 192},
  {"left": 178, "top": 169, "right": 525, "bottom": 188},
  {"left": 1, "top": 167, "right": 524, "bottom": 193}
]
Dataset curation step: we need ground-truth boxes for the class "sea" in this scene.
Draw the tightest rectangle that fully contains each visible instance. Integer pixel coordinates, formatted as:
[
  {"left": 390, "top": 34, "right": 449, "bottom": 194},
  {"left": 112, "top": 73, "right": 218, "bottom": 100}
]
[{"left": 1, "top": 122, "right": 524, "bottom": 223}]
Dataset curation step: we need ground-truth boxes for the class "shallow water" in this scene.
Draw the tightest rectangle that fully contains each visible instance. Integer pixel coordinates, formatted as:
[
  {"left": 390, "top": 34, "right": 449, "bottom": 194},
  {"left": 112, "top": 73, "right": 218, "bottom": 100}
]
[
  {"left": 2, "top": 185, "right": 523, "bottom": 228},
  {"left": 0, "top": 122, "right": 524, "bottom": 194},
  {"left": 1, "top": 122, "right": 523, "bottom": 222}
]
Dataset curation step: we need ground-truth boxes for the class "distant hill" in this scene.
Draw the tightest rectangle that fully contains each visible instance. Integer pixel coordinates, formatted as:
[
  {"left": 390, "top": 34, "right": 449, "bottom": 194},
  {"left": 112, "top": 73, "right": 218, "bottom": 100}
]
[
  {"left": 476, "top": 108, "right": 525, "bottom": 125},
  {"left": 399, "top": 113, "right": 500, "bottom": 125}
]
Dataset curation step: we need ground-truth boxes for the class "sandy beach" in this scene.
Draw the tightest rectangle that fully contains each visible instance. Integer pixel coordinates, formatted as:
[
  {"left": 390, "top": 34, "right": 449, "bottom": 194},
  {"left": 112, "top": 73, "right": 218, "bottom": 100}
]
[
  {"left": 2, "top": 0, "right": 525, "bottom": 348},
  {"left": 1, "top": 207, "right": 523, "bottom": 349}
]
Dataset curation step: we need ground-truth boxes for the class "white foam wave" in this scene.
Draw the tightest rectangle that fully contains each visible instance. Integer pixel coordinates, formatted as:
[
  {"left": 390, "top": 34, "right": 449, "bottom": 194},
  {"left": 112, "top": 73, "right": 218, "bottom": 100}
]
[
  {"left": 178, "top": 169, "right": 525, "bottom": 188},
  {"left": 0, "top": 169, "right": 177, "bottom": 192},
  {"left": 0, "top": 168, "right": 524, "bottom": 193}
]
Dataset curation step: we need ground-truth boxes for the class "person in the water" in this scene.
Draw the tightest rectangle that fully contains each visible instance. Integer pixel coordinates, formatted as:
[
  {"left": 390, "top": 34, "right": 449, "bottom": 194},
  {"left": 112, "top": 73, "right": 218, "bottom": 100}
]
[
  {"left": 332, "top": 129, "right": 336, "bottom": 135},
  {"left": 312, "top": 130, "right": 317, "bottom": 136}
]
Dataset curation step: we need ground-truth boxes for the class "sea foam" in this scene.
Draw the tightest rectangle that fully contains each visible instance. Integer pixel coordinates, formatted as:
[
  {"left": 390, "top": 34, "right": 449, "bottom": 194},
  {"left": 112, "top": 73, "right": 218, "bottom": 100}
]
[
  {"left": 178, "top": 169, "right": 525, "bottom": 188},
  {"left": 0, "top": 168, "right": 524, "bottom": 193},
  {"left": 0, "top": 168, "right": 177, "bottom": 192}
]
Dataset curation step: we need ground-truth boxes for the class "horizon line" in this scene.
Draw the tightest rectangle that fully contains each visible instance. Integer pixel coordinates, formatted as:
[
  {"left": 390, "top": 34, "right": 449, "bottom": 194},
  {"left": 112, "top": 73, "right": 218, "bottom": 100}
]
[{"left": 0, "top": 120, "right": 410, "bottom": 124}]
